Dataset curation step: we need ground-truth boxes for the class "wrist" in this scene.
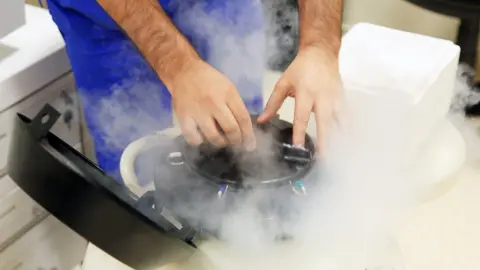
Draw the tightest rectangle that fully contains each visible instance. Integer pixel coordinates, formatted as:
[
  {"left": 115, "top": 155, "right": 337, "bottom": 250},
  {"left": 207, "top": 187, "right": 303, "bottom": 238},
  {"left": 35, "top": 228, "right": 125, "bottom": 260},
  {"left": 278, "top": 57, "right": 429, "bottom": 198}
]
[
  {"left": 152, "top": 39, "right": 202, "bottom": 93},
  {"left": 298, "top": 43, "right": 339, "bottom": 65},
  {"left": 99, "top": 0, "right": 202, "bottom": 94}
]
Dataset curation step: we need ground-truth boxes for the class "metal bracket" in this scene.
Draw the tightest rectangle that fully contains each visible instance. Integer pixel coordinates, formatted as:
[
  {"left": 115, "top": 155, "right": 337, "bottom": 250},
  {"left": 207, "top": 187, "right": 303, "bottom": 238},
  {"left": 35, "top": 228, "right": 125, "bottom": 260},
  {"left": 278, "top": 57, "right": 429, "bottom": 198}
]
[{"left": 29, "top": 104, "right": 61, "bottom": 140}]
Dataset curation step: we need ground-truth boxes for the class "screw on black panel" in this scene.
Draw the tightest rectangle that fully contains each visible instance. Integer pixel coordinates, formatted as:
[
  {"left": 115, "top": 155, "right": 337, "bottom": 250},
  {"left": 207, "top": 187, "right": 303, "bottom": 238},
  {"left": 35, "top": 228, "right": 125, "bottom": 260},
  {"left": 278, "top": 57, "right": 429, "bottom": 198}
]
[{"left": 30, "top": 104, "right": 61, "bottom": 140}]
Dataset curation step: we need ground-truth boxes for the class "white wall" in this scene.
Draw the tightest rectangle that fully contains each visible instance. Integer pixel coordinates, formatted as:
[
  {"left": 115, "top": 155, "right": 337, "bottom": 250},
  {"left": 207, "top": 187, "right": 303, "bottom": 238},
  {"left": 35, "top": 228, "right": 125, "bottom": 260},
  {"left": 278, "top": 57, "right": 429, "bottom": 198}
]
[{"left": 343, "top": 0, "right": 460, "bottom": 41}]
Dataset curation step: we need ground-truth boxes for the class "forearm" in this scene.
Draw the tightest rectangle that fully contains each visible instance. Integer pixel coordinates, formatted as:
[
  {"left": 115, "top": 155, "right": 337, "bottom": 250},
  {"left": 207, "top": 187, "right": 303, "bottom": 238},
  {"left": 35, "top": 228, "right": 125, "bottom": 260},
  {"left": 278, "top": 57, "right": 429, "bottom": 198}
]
[
  {"left": 297, "top": 0, "right": 342, "bottom": 58},
  {"left": 96, "top": 0, "right": 200, "bottom": 91}
]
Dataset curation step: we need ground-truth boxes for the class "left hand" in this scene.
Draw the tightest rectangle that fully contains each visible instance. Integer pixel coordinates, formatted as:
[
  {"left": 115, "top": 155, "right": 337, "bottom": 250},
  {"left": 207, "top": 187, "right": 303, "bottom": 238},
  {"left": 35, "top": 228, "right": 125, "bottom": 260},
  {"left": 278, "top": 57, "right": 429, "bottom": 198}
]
[{"left": 257, "top": 46, "right": 343, "bottom": 151}]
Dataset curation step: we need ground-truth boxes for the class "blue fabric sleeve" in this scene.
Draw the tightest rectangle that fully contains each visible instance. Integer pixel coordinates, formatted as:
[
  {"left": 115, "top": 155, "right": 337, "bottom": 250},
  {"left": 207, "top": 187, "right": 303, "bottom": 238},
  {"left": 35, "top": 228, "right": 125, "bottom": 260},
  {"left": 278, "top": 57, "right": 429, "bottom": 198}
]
[{"left": 46, "top": 0, "right": 265, "bottom": 182}]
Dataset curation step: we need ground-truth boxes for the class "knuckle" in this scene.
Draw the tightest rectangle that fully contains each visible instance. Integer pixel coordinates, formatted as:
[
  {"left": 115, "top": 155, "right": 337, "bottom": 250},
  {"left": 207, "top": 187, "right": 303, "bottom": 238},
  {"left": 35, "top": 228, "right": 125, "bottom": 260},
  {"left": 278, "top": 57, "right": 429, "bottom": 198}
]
[
  {"left": 294, "top": 115, "right": 309, "bottom": 126},
  {"left": 237, "top": 114, "right": 251, "bottom": 127},
  {"left": 180, "top": 122, "right": 196, "bottom": 135},
  {"left": 228, "top": 86, "right": 238, "bottom": 95},
  {"left": 276, "top": 78, "right": 289, "bottom": 89},
  {"left": 226, "top": 132, "right": 242, "bottom": 144},
  {"left": 221, "top": 124, "right": 238, "bottom": 135},
  {"left": 228, "top": 137, "right": 242, "bottom": 145},
  {"left": 185, "top": 135, "right": 202, "bottom": 146},
  {"left": 197, "top": 89, "right": 215, "bottom": 100},
  {"left": 181, "top": 123, "right": 195, "bottom": 133},
  {"left": 199, "top": 94, "right": 212, "bottom": 105},
  {"left": 179, "top": 121, "right": 202, "bottom": 145}
]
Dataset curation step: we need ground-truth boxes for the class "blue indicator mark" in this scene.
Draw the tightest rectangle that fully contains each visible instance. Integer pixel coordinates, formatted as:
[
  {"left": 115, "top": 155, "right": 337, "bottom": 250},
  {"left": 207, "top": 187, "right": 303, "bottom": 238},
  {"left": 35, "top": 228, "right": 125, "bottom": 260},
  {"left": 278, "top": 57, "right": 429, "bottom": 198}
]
[
  {"left": 294, "top": 180, "right": 307, "bottom": 195},
  {"left": 295, "top": 181, "right": 305, "bottom": 188},
  {"left": 217, "top": 184, "right": 229, "bottom": 199},
  {"left": 219, "top": 185, "right": 228, "bottom": 192}
]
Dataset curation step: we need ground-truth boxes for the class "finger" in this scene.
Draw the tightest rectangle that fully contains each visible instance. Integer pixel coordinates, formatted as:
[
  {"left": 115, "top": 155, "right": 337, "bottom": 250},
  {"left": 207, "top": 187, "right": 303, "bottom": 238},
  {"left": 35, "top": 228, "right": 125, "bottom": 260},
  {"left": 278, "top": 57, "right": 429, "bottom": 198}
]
[
  {"left": 333, "top": 86, "right": 346, "bottom": 128},
  {"left": 213, "top": 105, "right": 242, "bottom": 145},
  {"left": 292, "top": 92, "right": 314, "bottom": 147},
  {"left": 257, "top": 78, "right": 291, "bottom": 123},
  {"left": 313, "top": 104, "right": 334, "bottom": 154},
  {"left": 179, "top": 116, "right": 203, "bottom": 146},
  {"left": 227, "top": 97, "right": 256, "bottom": 150},
  {"left": 332, "top": 97, "right": 345, "bottom": 129},
  {"left": 196, "top": 115, "right": 228, "bottom": 147},
  {"left": 314, "top": 109, "right": 325, "bottom": 155}
]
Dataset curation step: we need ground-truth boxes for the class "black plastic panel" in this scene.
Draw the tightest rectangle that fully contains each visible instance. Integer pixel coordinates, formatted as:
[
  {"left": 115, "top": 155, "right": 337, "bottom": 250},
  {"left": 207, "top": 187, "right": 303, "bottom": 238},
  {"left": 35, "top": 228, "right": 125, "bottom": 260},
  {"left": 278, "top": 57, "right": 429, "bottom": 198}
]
[{"left": 7, "top": 104, "right": 197, "bottom": 270}]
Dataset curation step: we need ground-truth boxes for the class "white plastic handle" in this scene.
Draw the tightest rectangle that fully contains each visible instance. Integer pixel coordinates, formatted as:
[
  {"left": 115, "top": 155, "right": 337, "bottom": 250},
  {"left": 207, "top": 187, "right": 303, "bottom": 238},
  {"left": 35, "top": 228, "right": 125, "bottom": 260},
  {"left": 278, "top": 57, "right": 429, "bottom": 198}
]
[{"left": 119, "top": 128, "right": 181, "bottom": 197}]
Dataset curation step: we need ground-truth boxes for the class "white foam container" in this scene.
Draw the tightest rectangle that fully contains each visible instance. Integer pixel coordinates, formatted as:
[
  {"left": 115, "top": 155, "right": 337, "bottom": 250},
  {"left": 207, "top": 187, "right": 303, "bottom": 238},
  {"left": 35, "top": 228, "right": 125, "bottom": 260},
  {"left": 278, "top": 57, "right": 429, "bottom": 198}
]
[{"left": 340, "top": 23, "right": 461, "bottom": 163}]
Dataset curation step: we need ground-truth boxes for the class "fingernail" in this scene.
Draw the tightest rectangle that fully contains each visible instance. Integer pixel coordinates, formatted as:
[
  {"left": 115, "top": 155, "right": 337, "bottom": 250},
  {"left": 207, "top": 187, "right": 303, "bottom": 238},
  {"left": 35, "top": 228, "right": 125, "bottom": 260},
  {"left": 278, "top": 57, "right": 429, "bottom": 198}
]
[
  {"left": 257, "top": 112, "right": 269, "bottom": 122},
  {"left": 293, "top": 144, "right": 305, "bottom": 150}
]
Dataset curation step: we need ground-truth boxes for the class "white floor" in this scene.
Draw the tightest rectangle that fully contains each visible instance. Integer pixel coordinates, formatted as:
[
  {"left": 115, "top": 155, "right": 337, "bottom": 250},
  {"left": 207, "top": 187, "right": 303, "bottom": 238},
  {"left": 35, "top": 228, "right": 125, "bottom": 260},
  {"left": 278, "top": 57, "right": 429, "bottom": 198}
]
[{"left": 77, "top": 72, "right": 480, "bottom": 270}]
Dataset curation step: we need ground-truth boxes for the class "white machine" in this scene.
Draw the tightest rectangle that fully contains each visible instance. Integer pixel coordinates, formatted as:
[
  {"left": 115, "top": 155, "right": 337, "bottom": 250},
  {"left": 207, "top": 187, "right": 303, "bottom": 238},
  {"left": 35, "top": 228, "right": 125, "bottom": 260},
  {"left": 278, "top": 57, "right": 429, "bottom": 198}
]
[{"left": 0, "top": 2, "right": 87, "bottom": 269}]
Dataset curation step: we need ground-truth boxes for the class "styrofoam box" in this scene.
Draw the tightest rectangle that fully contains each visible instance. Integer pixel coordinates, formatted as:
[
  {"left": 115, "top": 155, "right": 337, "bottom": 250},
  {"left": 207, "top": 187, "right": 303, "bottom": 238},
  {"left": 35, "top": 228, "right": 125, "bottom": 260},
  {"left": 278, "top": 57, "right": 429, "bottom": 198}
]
[
  {"left": 0, "top": 215, "right": 88, "bottom": 270},
  {"left": 0, "top": 72, "right": 81, "bottom": 175},
  {"left": 339, "top": 23, "right": 460, "bottom": 161}
]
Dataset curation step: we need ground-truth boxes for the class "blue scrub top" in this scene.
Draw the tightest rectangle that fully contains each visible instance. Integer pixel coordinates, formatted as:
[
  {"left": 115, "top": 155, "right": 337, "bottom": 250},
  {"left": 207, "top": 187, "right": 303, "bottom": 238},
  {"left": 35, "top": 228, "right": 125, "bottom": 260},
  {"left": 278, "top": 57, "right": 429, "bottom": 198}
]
[{"left": 46, "top": 0, "right": 265, "bottom": 182}]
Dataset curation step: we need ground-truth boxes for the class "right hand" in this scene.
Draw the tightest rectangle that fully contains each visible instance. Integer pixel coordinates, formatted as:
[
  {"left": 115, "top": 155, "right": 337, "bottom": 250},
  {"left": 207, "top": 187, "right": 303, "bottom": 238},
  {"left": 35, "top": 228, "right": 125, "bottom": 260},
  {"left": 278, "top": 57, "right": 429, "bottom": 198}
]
[{"left": 169, "top": 59, "right": 256, "bottom": 150}]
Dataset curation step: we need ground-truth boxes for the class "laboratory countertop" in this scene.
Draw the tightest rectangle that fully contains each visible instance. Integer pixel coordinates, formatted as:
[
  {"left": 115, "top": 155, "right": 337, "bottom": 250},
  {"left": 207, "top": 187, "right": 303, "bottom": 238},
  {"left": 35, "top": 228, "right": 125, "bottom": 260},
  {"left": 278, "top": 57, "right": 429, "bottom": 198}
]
[
  {"left": 80, "top": 71, "right": 480, "bottom": 270},
  {"left": 399, "top": 163, "right": 480, "bottom": 270}
]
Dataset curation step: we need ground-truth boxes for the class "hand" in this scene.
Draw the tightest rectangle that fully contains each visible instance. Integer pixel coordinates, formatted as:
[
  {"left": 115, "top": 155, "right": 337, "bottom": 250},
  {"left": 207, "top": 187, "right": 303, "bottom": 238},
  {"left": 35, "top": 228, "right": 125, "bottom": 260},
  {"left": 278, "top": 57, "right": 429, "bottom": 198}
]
[
  {"left": 170, "top": 59, "right": 256, "bottom": 149},
  {"left": 258, "top": 46, "right": 342, "bottom": 150}
]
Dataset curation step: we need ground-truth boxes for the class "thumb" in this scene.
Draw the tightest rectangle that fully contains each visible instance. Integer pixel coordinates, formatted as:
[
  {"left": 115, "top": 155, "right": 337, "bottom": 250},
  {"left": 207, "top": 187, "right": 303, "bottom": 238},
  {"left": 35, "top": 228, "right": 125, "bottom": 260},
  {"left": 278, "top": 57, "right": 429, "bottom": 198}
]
[{"left": 257, "top": 78, "right": 291, "bottom": 123}]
